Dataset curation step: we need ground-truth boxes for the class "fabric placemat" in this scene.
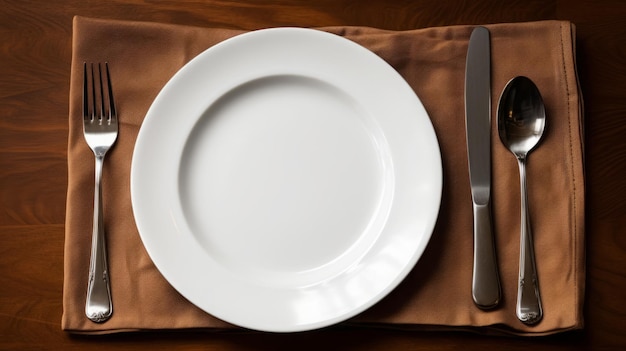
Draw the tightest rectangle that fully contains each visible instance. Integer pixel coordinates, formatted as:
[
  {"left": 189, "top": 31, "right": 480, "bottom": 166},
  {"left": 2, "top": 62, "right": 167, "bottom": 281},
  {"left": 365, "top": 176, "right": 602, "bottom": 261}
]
[{"left": 63, "top": 16, "right": 584, "bottom": 335}]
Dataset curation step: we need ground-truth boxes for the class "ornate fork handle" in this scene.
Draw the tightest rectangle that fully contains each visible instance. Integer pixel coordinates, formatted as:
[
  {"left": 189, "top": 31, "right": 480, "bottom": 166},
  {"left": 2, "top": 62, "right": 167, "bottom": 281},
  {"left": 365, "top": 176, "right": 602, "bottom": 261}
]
[{"left": 85, "top": 153, "right": 113, "bottom": 323}]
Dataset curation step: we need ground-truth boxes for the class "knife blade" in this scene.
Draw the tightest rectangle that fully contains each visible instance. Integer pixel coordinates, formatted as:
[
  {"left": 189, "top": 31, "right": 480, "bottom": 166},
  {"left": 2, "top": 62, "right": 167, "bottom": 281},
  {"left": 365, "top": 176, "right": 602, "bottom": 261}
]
[{"left": 465, "top": 26, "right": 501, "bottom": 309}]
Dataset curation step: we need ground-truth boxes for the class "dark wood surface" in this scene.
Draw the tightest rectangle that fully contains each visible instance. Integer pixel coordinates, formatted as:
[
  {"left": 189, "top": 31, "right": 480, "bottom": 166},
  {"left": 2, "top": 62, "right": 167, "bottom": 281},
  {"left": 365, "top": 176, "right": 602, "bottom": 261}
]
[{"left": 2, "top": 0, "right": 625, "bottom": 349}]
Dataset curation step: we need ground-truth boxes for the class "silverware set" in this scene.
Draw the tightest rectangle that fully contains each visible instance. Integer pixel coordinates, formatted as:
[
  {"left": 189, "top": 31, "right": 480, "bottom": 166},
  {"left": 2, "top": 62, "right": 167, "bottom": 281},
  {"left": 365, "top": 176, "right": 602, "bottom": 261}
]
[
  {"left": 465, "top": 27, "right": 545, "bottom": 324},
  {"left": 81, "top": 28, "right": 546, "bottom": 326}
]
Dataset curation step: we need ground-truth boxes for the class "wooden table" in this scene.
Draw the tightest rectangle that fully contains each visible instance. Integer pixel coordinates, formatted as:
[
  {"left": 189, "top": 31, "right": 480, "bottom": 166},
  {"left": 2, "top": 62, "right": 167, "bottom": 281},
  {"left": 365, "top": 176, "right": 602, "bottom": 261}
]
[{"left": 2, "top": 1, "right": 625, "bottom": 349}]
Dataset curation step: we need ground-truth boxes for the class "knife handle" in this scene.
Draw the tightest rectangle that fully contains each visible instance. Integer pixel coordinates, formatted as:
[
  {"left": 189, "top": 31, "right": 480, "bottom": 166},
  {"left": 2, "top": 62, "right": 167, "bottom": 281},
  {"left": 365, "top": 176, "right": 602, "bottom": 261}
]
[{"left": 471, "top": 201, "right": 501, "bottom": 309}]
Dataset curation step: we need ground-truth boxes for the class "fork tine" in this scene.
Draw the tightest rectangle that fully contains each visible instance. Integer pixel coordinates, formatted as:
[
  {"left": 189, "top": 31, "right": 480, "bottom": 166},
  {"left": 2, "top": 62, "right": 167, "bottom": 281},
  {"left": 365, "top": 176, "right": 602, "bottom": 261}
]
[
  {"left": 90, "top": 63, "right": 97, "bottom": 121},
  {"left": 82, "top": 62, "right": 118, "bottom": 125},
  {"left": 105, "top": 62, "right": 117, "bottom": 122},
  {"left": 97, "top": 63, "right": 106, "bottom": 121}
]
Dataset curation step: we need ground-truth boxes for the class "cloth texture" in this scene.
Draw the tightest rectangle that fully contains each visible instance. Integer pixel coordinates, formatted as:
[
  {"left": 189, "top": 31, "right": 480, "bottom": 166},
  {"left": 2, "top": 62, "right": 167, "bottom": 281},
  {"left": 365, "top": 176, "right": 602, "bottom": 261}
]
[{"left": 63, "top": 16, "right": 584, "bottom": 335}]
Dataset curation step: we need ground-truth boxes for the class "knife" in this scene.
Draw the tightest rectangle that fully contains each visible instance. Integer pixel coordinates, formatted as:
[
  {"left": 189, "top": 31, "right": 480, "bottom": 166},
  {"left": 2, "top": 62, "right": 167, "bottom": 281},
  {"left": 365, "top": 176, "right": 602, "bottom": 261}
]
[{"left": 465, "top": 26, "right": 501, "bottom": 309}]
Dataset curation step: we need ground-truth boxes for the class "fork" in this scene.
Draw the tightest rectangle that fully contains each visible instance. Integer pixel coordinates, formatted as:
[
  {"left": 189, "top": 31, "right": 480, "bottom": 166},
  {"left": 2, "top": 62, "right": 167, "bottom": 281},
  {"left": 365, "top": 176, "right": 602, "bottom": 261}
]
[{"left": 83, "top": 62, "right": 117, "bottom": 323}]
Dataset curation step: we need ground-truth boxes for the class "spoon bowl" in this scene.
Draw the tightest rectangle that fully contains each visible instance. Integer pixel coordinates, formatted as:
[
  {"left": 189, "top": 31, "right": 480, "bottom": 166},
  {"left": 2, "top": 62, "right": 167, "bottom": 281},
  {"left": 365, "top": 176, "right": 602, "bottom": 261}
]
[
  {"left": 497, "top": 76, "right": 546, "bottom": 325},
  {"left": 498, "top": 76, "right": 546, "bottom": 157}
]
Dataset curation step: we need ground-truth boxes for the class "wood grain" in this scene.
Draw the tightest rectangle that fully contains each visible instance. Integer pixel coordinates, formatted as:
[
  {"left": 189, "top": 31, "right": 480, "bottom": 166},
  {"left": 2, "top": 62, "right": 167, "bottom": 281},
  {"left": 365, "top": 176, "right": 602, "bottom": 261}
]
[
  {"left": 554, "top": 2, "right": 626, "bottom": 349},
  {"left": 2, "top": 0, "right": 626, "bottom": 349}
]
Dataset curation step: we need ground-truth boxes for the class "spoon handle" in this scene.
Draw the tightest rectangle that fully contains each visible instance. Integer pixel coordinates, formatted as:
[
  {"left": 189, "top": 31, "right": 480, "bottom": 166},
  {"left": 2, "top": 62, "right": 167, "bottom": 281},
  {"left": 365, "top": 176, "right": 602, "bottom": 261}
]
[{"left": 516, "top": 157, "right": 543, "bottom": 325}]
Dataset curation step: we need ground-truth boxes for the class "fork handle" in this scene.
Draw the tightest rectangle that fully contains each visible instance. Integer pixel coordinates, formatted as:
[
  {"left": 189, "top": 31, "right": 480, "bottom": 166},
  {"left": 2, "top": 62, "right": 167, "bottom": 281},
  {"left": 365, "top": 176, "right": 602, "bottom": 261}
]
[{"left": 85, "top": 154, "right": 113, "bottom": 323}]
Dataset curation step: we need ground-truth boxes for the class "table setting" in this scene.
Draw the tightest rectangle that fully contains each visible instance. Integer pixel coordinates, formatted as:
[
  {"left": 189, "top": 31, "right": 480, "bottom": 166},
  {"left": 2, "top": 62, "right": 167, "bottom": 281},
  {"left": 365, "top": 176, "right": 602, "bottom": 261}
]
[{"left": 62, "top": 16, "right": 584, "bottom": 336}]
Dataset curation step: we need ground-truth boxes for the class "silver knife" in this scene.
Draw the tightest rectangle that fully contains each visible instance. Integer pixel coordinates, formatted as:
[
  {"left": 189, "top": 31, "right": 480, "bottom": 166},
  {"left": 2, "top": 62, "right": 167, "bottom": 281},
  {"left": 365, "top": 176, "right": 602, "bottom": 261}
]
[{"left": 465, "top": 26, "right": 501, "bottom": 309}]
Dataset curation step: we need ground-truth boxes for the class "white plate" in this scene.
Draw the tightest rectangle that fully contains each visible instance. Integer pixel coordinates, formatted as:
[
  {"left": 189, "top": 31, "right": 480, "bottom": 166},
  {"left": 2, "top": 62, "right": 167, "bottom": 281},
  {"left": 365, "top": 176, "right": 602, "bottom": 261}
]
[{"left": 131, "top": 28, "right": 442, "bottom": 332}]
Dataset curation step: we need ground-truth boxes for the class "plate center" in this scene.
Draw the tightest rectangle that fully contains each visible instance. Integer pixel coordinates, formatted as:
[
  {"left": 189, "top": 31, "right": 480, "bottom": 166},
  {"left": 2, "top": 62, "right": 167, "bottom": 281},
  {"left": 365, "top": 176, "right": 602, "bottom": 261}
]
[{"left": 179, "top": 75, "right": 392, "bottom": 277}]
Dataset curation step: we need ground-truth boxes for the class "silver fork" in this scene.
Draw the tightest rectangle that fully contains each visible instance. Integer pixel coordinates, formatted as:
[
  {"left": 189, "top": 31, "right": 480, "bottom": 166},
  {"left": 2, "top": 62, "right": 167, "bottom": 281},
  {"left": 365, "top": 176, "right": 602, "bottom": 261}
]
[{"left": 83, "top": 62, "right": 117, "bottom": 323}]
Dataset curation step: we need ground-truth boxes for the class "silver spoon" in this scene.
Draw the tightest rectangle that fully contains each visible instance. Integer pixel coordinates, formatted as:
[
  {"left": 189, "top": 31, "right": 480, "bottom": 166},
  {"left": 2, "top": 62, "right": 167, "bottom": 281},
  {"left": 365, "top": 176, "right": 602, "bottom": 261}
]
[{"left": 497, "top": 76, "right": 545, "bottom": 325}]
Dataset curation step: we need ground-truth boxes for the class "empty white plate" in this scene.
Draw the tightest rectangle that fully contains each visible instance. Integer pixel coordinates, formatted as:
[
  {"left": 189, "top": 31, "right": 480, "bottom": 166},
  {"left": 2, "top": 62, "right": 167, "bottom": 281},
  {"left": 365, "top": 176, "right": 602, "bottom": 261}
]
[{"left": 131, "top": 27, "right": 442, "bottom": 332}]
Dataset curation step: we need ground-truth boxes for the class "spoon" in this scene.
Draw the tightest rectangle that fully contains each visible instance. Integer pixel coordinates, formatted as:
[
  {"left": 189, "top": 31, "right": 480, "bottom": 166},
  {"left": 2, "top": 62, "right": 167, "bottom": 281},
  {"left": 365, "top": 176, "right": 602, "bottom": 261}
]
[{"left": 497, "top": 76, "right": 545, "bottom": 325}]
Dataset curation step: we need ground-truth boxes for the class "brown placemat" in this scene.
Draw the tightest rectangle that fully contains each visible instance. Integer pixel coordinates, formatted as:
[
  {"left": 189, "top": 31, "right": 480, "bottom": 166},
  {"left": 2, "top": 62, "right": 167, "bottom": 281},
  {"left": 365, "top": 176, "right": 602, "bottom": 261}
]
[{"left": 63, "top": 16, "right": 584, "bottom": 335}]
